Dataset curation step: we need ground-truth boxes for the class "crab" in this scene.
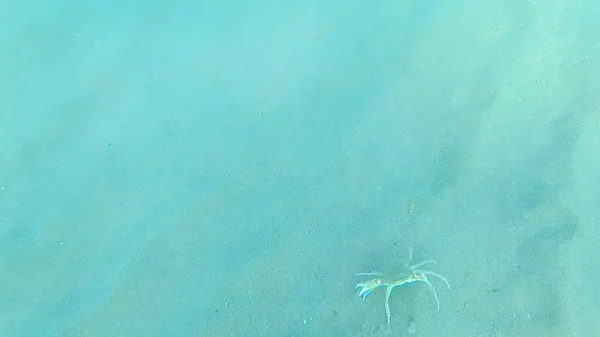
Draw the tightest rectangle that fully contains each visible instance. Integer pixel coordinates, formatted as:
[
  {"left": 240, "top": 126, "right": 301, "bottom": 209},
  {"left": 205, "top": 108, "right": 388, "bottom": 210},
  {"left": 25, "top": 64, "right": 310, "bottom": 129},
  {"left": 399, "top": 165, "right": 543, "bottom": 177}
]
[{"left": 354, "top": 247, "right": 450, "bottom": 325}]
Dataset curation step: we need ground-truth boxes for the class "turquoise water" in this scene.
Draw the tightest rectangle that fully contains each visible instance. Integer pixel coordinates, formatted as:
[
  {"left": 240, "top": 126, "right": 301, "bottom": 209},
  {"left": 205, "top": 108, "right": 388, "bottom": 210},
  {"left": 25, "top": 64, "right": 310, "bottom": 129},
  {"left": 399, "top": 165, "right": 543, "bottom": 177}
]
[{"left": 1, "top": 0, "right": 599, "bottom": 336}]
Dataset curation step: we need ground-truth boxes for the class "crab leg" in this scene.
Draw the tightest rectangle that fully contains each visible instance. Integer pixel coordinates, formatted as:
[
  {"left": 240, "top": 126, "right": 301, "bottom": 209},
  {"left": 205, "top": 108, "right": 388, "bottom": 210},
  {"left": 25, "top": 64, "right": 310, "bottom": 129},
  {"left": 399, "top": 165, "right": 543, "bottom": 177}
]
[
  {"left": 354, "top": 271, "right": 383, "bottom": 277},
  {"left": 423, "top": 275, "right": 441, "bottom": 309},
  {"left": 384, "top": 285, "right": 394, "bottom": 325},
  {"left": 410, "top": 260, "right": 437, "bottom": 269},
  {"left": 416, "top": 270, "right": 451, "bottom": 289}
]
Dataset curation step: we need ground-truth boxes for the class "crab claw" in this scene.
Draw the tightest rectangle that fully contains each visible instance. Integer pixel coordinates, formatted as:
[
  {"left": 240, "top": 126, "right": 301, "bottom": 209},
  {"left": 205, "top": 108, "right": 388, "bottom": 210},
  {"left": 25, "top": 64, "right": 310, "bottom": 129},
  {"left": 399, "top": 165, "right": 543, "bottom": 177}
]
[
  {"left": 355, "top": 279, "right": 383, "bottom": 300},
  {"left": 355, "top": 284, "right": 373, "bottom": 299}
]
